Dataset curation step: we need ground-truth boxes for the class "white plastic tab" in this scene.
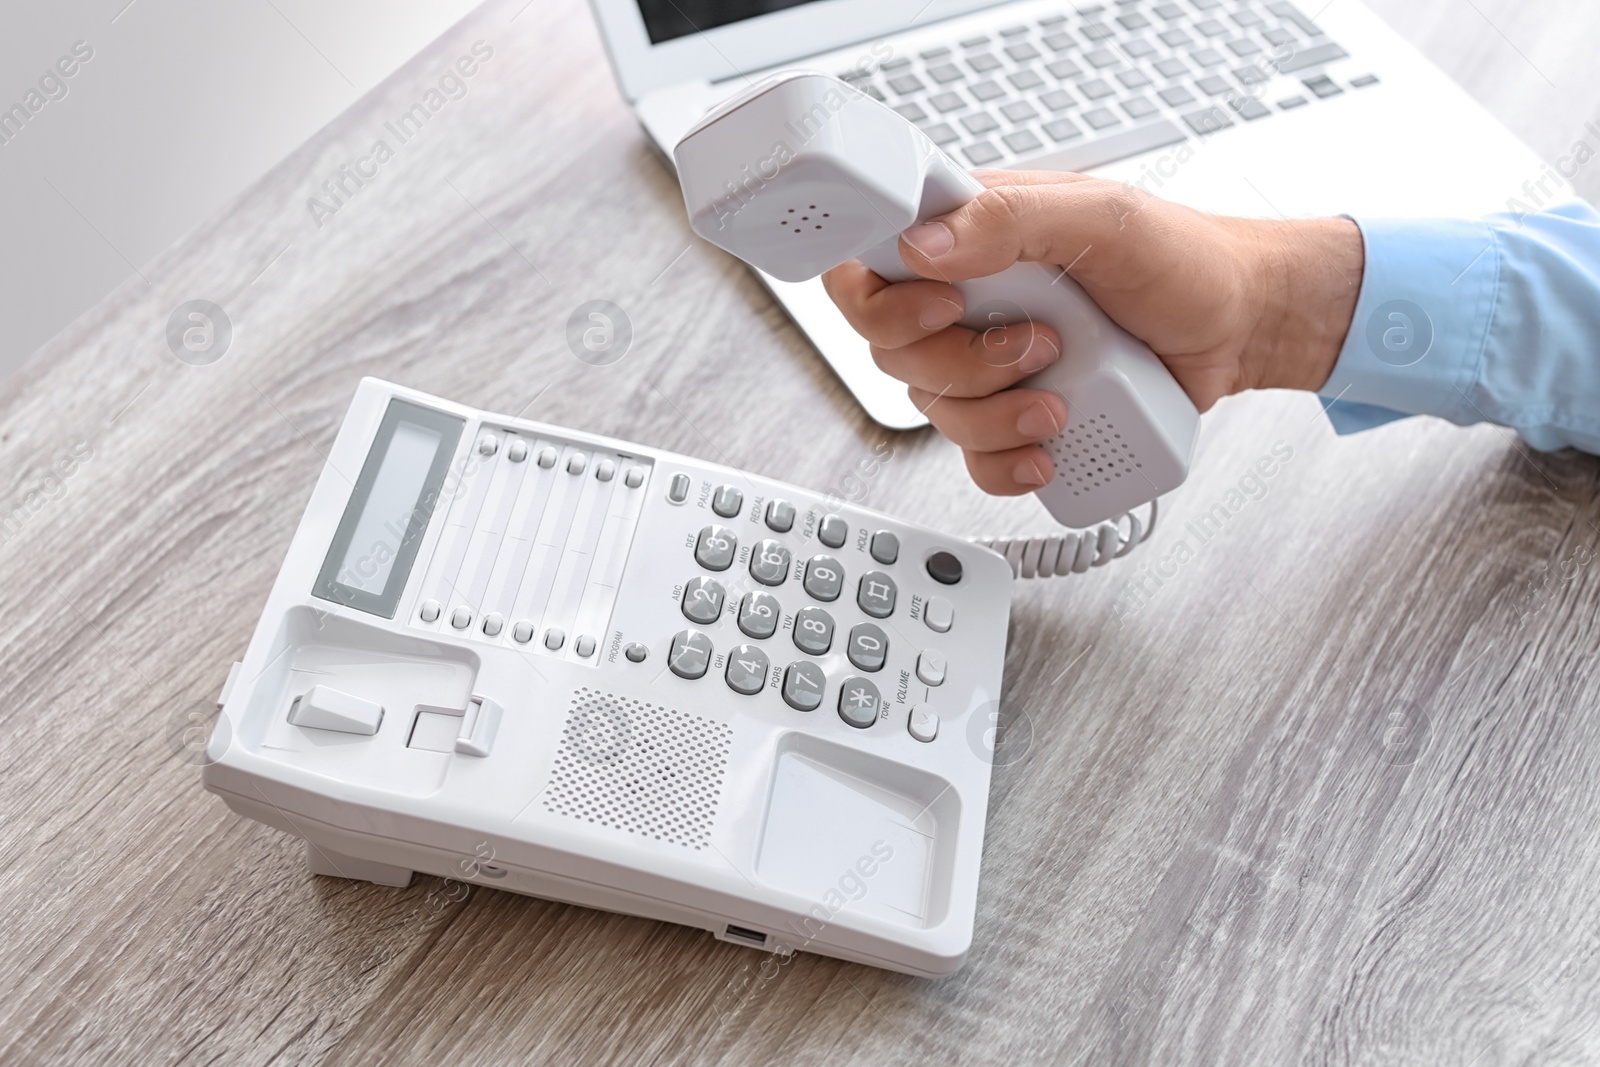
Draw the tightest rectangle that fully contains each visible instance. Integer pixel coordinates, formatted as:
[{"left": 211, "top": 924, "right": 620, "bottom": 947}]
[
  {"left": 916, "top": 649, "right": 947, "bottom": 687},
  {"left": 291, "top": 684, "right": 383, "bottom": 735},
  {"left": 924, "top": 596, "right": 954, "bottom": 633},
  {"left": 908, "top": 704, "right": 939, "bottom": 743},
  {"left": 455, "top": 696, "right": 503, "bottom": 757}
]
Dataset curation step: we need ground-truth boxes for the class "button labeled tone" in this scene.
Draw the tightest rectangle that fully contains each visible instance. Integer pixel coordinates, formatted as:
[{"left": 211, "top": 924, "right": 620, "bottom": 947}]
[
  {"left": 725, "top": 644, "right": 770, "bottom": 695},
  {"left": 838, "top": 677, "right": 881, "bottom": 729},
  {"left": 669, "top": 630, "right": 713, "bottom": 679}
]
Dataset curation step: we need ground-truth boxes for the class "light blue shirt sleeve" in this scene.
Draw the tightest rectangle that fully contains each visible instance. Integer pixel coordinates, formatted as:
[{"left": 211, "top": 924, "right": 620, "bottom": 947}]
[{"left": 1319, "top": 200, "right": 1600, "bottom": 453}]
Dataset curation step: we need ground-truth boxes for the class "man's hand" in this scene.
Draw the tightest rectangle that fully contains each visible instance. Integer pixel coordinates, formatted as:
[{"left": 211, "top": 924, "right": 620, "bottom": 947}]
[{"left": 820, "top": 171, "right": 1364, "bottom": 495}]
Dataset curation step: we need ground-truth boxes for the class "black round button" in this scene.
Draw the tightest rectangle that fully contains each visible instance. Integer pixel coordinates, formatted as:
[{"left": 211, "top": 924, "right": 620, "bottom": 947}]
[{"left": 926, "top": 551, "right": 963, "bottom": 585}]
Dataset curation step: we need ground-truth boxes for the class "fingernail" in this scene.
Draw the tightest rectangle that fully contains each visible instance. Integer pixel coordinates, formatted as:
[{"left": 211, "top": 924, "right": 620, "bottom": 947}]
[
  {"left": 918, "top": 298, "right": 963, "bottom": 331},
  {"left": 1016, "top": 401, "right": 1062, "bottom": 440},
  {"left": 1019, "top": 333, "right": 1061, "bottom": 374},
  {"left": 1013, "top": 457, "right": 1051, "bottom": 487},
  {"left": 904, "top": 222, "right": 955, "bottom": 259}
]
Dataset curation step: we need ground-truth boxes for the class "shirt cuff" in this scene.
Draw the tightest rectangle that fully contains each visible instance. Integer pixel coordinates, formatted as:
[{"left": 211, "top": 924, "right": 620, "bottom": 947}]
[{"left": 1318, "top": 216, "right": 1500, "bottom": 435}]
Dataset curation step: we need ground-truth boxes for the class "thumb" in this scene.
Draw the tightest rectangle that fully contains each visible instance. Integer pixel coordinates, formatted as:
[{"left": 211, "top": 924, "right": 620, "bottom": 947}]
[{"left": 896, "top": 177, "right": 1150, "bottom": 284}]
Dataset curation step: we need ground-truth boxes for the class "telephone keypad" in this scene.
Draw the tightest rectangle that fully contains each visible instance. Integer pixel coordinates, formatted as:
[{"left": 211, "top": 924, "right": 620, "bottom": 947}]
[
  {"left": 846, "top": 623, "right": 888, "bottom": 672},
  {"left": 838, "top": 677, "right": 881, "bottom": 729},
  {"left": 782, "top": 662, "right": 826, "bottom": 711},
  {"left": 793, "top": 606, "right": 835, "bottom": 655},
  {"left": 803, "top": 555, "right": 844, "bottom": 601},
  {"left": 669, "top": 630, "right": 713, "bottom": 679},
  {"left": 725, "top": 644, "right": 770, "bottom": 695},
  {"left": 749, "top": 539, "right": 791, "bottom": 587},
  {"left": 857, "top": 571, "right": 898, "bottom": 619},
  {"left": 738, "top": 591, "right": 780, "bottom": 639},
  {"left": 682, "top": 577, "right": 725, "bottom": 624},
  {"left": 695, "top": 525, "right": 737, "bottom": 571}
]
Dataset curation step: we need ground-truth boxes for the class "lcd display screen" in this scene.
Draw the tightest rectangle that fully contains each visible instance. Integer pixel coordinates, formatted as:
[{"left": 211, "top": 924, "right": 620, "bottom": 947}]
[
  {"left": 636, "top": 0, "right": 821, "bottom": 45},
  {"left": 313, "top": 400, "right": 464, "bottom": 618}
]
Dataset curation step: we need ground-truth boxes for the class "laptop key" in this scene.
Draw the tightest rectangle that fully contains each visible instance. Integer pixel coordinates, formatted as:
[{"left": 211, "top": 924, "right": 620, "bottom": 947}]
[
  {"left": 882, "top": 57, "right": 912, "bottom": 71},
  {"left": 1117, "top": 12, "right": 1151, "bottom": 29},
  {"left": 1002, "top": 100, "right": 1040, "bottom": 121},
  {"left": 1350, "top": 74, "right": 1380, "bottom": 87},
  {"left": 1234, "top": 66, "right": 1268, "bottom": 85},
  {"left": 999, "top": 24, "right": 1030, "bottom": 37},
  {"left": 1006, "top": 43, "right": 1042, "bottom": 61},
  {"left": 1042, "top": 117, "right": 1084, "bottom": 142},
  {"left": 1008, "top": 70, "right": 1046, "bottom": 90},
  {"left": 964, "top": 141, "right": 1004, "bottom": 165},
  {"left": 1083, "top": 107, "right": 1121, "bottom": 130},
  {"left": 888, "top": 74, "right": 926, "bottom": 94},
  {"left": 1262, "top": 28, "right": 1295, "bottom": 47},
  {"left": 1196, "top": 75, "right": 1232, "bottom": 95},
  {"left": 1276, "top": 42, "right": 1350, "bottom": 73},
  {"left": 928, "top": 63, "right": 966, "bottom": 84},
  {"left": 1182, "top": 105, "right": 1234, "bottom": 135},
  {"left": 1080, "top": 78, "right": 1116, "bottom": 99},
  {"left": 1153, "top": 57, "right": 1189, "bottom": 78},
  {"left": 1003, "top": 129, "right": 1044, "bottom": 154},
  {"left": 1228, "top": 95, "right": 1271, "bottom": 120},
  {"left": 1277, "top": 95, "right": 1308, "bottom": 109},
  {"left": 929, "top": 91, "right": 967, "bottom": 112},
  {"left": 1158, "top": 85, "right": 1196, "bottom": 107},
  {"left": 1190, "top": 47, "right": 1226, "bottom": 67},
  {"left": 971, "top": 80, "right": 1007, "bottom": 101},
  {"left": 1122, "top": 96, "right": 1159, "bottom": 120},
  {"left": 1042, "top": 32, "right": 1077, "bottom": 52},
  {"left": 1117, "top": 69, "right": 1152, "bottom": 88},
  {"left": 920, "top": 46, "right": 952, "bottom": 60},
  {"left": 1196, "top": 18, "right": 1227, "bottom": 36},
  {"left": 961, "top": 35, "right": 992, "bottom": 47},
  {"left": 1228, "top": 38, "right": 1263, "bottom": 57},
  {"left": 968, "top": 53, "right": 1003, "bottom": 73},
  {"left": 1082, "top": 23, "right": 1116, "bottom": 41},
  {"left": 961, "top": 112, "right": 1001, "bottom": 135},
  {"left": 924, "top": 122, "right": 961, "bottom": 144},
  {"left": 1122, "top": 39, "right": 1158, "bottom": 59},
  {"left": 1040, "top": 88, "right": 1077, "bottom": 110},
  {"left": 1046, "top": 58, "right": 1085, "bottom": 79},
  {"left": 1031, "top": 118, "right": 1185, "bottom": 170},
  {"left": 1153, "top": 2, "right": 1185, "bottom": 17},
  {"left": 1086, "top": 48, "right": 1120, "bottom": 68},
  {"left": 1158, "top": 28, "right": 1192, "bottom": 47},
  {"left": 894, "top": 102, "right": 929, "bottom": 123},
  {"left": 1230, "top": 10, "right": 1265, "bottom": 28},
  {"left": 1302, "top": 73, "right": 1343, "bottom": 98},
  {"left": 1266, "top": 1, "right": 1322, "bottom": 38}
]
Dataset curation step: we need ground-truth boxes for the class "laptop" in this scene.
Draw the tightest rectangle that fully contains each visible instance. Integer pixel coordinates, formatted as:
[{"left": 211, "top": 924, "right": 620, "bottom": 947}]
[{"left": 590, "top": 0, "right": 1569, "bottom": 430}]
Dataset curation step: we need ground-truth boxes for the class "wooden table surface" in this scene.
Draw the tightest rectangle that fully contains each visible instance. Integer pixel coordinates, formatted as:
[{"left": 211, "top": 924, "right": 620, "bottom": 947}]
[{"left": 4, "top": 1, "right": 1599, "bottom": 1063}]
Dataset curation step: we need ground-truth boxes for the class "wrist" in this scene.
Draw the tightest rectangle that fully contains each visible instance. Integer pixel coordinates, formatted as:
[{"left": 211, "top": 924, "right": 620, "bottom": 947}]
[{"left": 1235, "top": 216, "right": 1365, "bottom": 394}]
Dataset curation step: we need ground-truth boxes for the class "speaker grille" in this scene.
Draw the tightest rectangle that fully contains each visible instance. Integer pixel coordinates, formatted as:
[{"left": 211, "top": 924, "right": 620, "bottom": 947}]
[
  {"left": 542, "top": 687, "right": 732, "bottom": 850},
  {"left": 1046, "top": 414, "right": 1142, "bottom": 498}
]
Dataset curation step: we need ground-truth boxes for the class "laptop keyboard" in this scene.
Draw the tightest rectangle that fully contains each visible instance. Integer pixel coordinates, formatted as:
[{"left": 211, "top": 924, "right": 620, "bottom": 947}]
[{"left": 836, "top": 0, "right": 1377, "bottom": 174}]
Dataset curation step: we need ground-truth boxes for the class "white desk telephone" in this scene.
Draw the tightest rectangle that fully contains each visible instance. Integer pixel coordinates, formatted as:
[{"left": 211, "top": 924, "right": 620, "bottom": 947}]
[{"left": 203, "top": 75, "right": 1196, "bottom": 978}]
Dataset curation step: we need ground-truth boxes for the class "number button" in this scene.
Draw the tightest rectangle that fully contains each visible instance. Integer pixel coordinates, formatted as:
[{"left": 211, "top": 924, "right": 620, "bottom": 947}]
[
  {"left": 749, "top": 539, "right": 791, "bottom": 587},
  {"left": 803, "top": 555, "right": 844, "bottom": 601},
  {"left": 782, "top": 661, "right": 826, "bottom": 711},
  {"left": 712, "top": 485, "right": 744, "bottom": 518},
  {"left": 846, "top": 623, "right": 889, "bottom": 672},
  {"left": 856, "top": 570, "right": 898, "bottom": 618},
  {"left": 681, "top": 576, "right": 725, "bottom": 624},
  {"left": 668, "top": 630, "right": 713, "bottom": 679},
  {"left": 838, "top": 676, "right": 881, "bottom": 729},
  {"left": 818, "top": 513, "right": 848, "bottom": 548},
  {"left": 695, "top": 525, "right": 737, "bottom": 571},
  {"left": 792, "top": 606, "right": 835, "bottom": 655},
  {"left": 738, "top": 591, "right": 780, "bottom": 639},
  {"left": 725, "top": 644, "right": 770, "bottom": 695}
]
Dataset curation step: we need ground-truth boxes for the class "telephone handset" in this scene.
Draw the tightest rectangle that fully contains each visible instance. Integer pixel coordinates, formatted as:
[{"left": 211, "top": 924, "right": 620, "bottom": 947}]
[{"left": 674, "top": 71, "right": 1199, "bottom": 562}]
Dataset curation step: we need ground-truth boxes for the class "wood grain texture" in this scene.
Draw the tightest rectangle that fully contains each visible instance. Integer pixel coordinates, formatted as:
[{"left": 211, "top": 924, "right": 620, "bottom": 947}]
[{"left": 2, "top": 1, "right": 1599, "bottom": 1064}]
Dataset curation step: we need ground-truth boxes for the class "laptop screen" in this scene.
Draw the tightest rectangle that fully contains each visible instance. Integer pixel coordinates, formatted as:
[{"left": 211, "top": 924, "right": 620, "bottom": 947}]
[{"left": 637, "top": 0, "right": 822, "bottom": 44}]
